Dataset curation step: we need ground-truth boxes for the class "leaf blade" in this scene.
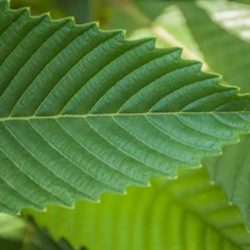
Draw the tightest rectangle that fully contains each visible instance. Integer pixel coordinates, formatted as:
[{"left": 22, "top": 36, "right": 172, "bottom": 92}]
[{"left": 1, "top": 1, "right": 250, "bottom": 213}]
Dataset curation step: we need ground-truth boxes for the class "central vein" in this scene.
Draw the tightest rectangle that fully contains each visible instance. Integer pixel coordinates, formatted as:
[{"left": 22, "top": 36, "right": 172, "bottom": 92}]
[{"left": 0, "top": 111, "right": 250, "bottom": 122}]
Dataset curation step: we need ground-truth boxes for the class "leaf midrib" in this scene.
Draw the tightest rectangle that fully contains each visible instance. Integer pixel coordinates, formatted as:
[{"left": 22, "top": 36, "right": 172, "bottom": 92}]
[{"left": 1, "top": 111, "right": 250, "bottom": 122}]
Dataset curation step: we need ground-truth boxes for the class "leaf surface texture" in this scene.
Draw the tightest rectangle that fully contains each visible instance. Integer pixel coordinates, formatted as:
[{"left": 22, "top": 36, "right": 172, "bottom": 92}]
[{"left": 1, "top": 1, "right": 250, "bottom": 212}]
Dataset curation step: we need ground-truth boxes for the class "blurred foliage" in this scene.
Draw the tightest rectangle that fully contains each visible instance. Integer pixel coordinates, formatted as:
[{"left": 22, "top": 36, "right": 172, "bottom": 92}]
[
  {"left": 0, "top": 214, "right": 83, "bottom": 250},
  {"left": 25, "top": 168, "right": 250, "bottom": 250},
  {"left": 0, "top": 214, "right": 26, "bottom": 250},
  {"left": 10, "top": 0, "right": 90, "bottom": 23},
  {"left": 178, "top": 1, "right": 250, "bottom": 92},
  {"left": 100, "top": 0, "right": 250, "bottom": 91},
  {"left": 10, "top": 0, "right": 65, "bottom": 18},
  {"left": 233, "top": 0, "right": 250, "bottom": 4}
]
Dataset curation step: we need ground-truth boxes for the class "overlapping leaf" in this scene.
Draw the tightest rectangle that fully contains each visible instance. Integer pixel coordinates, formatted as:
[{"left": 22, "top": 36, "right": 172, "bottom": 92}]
[
  {"left": 178, "top": 1, "right": 250, "bottom": 91},
  {"left": 26, "top": 168, "right": 250, "bottom": 250},
  {"left": 1, "top": 0, "right": 250, "bottom": 213}
]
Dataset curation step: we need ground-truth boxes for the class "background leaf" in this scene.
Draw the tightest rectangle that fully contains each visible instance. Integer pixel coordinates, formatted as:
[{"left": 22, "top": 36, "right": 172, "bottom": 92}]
[
  {"left": 0, "top": 213, "right": 79, "bottom": 250},
  {"left": 178, "top": 1, "right": 250, "bottom": 91},
  {"left": 10, "top": 0, "right": 90, "bottom": 23},
  {"left": 0, "top": 214, "right": 26, "bottom": 250},
  {"left": 26, "top": 168, "right": 250, "bottom": 250}
]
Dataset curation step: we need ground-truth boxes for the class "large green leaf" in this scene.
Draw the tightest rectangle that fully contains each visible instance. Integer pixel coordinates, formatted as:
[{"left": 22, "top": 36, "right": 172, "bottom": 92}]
[
  {"left": 26, "top": 168, "right": 250, "bottom": 250},
  {"left": 1, "top": 0, "right": 250, "bottom": 213}
]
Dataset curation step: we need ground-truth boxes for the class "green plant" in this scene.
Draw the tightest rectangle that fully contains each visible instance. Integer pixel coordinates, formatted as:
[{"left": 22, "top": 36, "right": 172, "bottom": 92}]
[{"left": 1, "top": 0, "right": 250, "bottom": 249}]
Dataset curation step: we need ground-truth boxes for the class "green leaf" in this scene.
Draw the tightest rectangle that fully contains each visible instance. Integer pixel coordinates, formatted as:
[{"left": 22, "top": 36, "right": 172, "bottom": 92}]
[
  {"left": 1, "top": 1, "right": 250, "bottom": 213},
  {"left": 26, "top": 168, "right": 250, "bottom": 250}
]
